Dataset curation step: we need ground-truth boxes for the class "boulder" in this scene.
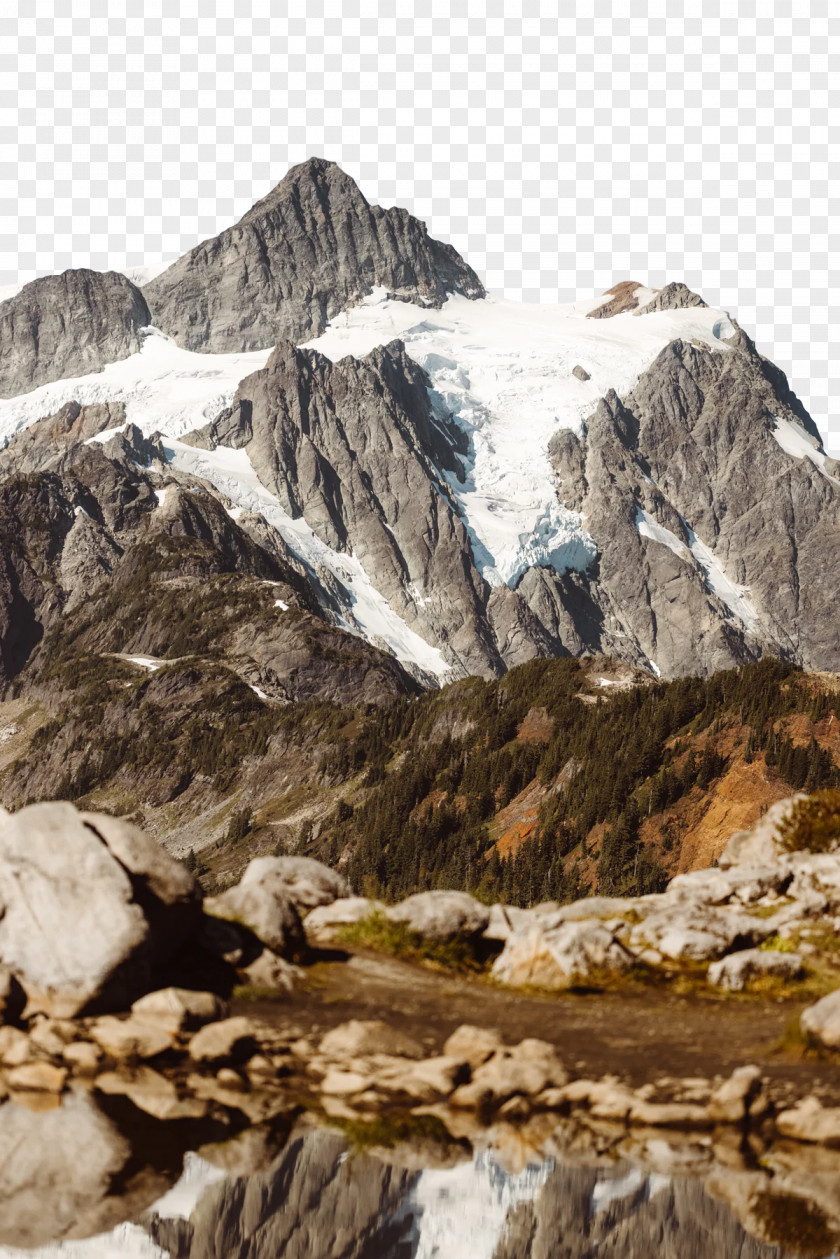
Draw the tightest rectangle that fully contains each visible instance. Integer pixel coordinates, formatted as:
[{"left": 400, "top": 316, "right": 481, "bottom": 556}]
[
  {"left": 0, "top": 803, "right": 200, "bottom": 1017},
  {"left": 777, "top": 1096, "right": 840, "bottom": 1146},
  {"left": 28, "top": 1018, "right": 78, "bottom": 1058},
  {"left": 89, "top": 1015, "right": 175, "bottom": 1061},
  {"left": 442, "top": 1024, "right": 503, "bottom": 1070},
  {"left": 319, "top": 1019, "right": 425, "bottom": 1061},
  {"left": 492, "top": 920, "right": 635, "bottom": 990},
  {"left": 707, "top": 1065, "right": 763, "bottom": 1123},
  {"left": 450, "top": 1040, "right": 566, "bottom": 1109},
  {"left": 238, "top": 855, "right": 351, "bottom": 913},
  {"left": 629, "top": 904, "right": 771, "bottom": 962},
  {"left": 62, "top": 1041, "right": 103, "bottom": 1075},
  {"left": 5, "top": 1061, "right": 68, "bottom": 1093},
  {"left": 96, "top": 1067, "right": 207, "bottom": 1121},
  {"left": 188, "top": 1016, "right": 262, "bottom": 1064},
  {"left": 707, "top": 948, "right": 803, "bottom": 992},
  {"left": 0, "top": 1087, "right": 136, "bottom": 1247},
  {"left": 204, "top": 881, "right": 304, "bottom": 958},
  {"left": 239, "top": 949, "right": 301, "bottom": 992},
  {"left": 130, "top": 987, "right": 228, "bottom": 1035},
  {"left": 801, "top": 988, "right": 840, "bottom": 1050},
  {"left": 0, "top": 1026, "right": 32, "bottom": 1066},
  {"left": 386, "top": 891, "right": 490, "bottom": 942},
  {"left": 304, "top": 897, "right": 384, "bottom": 941}
]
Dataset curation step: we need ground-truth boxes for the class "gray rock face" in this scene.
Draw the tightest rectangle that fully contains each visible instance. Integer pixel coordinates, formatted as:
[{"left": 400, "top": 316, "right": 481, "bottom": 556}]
[
  {"left": 0, "top": 269, "right": 150, "bottom": 398},
  {"left": 0, "top": 802, "right": 200, "bottom": 1016},
  {"left": 143, "top": 157, "right": 484, "bottom": 352},
  {"left": 635, "top": 281, "right": 707, "bottom": 313},
  {"left": 546, "top": 334, "right": 840, "bottom": 676},
  {"left": 200, "top": 337, "right": 513, "bottom": 677}
]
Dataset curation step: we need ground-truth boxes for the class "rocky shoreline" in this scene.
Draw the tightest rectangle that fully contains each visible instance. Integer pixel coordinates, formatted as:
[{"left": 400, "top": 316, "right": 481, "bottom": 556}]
[{"left": 3, "top": 793, "right": 840, "bottom": 1249}]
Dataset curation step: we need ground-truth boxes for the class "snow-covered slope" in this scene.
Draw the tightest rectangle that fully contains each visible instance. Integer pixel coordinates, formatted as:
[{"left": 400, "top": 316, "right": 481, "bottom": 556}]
[
  {"left": 0, "top": 282, "right": 834, "bottom": 682},
  {"left": 305, "top": 289, "right": 738, "bottom": 587}
]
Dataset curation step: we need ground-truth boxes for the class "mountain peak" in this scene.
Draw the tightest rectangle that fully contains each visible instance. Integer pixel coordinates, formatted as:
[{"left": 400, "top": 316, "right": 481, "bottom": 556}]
[{"left": 143, "top": 158, "right": 484, "bottom": 353}]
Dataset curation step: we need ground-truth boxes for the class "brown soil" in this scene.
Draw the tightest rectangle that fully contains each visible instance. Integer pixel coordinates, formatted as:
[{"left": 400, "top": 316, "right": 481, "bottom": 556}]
[{"left": 241, "top": 948, "right": 840, "bottom": 1111}]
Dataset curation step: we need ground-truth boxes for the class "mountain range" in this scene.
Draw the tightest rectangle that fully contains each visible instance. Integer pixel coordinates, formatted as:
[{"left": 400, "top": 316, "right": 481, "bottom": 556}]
[{"left": 0, "top": 155, "right": 837, "bottom": 701}]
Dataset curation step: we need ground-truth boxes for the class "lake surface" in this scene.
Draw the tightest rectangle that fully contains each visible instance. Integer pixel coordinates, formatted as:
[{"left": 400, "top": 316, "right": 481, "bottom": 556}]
[{"left": 0, "top": 1086, "right": 835, "bottom": 1258}]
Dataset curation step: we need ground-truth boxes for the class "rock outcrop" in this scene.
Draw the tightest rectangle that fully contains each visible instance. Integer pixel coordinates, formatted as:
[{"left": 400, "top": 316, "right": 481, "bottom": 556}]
[
  {"left": 143, "top": 157, "right": 484, "bottom": 352},
  {"left": 547, "top": 334, "right": 840, "bottom": 675},
  {"left": 0, "top": 269, "right": 150, "bottom": 398}
]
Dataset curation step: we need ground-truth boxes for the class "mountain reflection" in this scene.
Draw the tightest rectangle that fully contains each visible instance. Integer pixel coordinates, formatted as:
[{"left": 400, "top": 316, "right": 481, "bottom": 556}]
[{"left": 0, "top": 1087, "right": 832, "bottom": 1258}]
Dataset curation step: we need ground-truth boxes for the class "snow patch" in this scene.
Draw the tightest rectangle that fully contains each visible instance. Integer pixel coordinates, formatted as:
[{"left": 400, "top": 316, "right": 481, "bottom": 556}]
[
  {"left": 409, "top": 1150, "right": 553, "bottom": 1259},
  {"left": 306, "top": 291, "right": 739, "bottom": 588},
  {"left": 0, "top": 329, "right": 272, "bottom": 448},
  {"left": 249, "top": 684, "right": 269, "bottom": 701},
  {"left": 274, "top": 598, "right": 289, "bottom": 611},
  {"left": 154, "top": 488, "right": 167, "bottom": 508},
  {"left": 772, "top": 414, "right": 839, "bottom": 484},
  {"left": 635, "top": 506, "right": 760, "bottom": 633},
  {"left": 125, "top": 655, "right": 164, "bottom": 672},
  {"left": 164, "top": 441, "right": 451, "bottom": 681}
]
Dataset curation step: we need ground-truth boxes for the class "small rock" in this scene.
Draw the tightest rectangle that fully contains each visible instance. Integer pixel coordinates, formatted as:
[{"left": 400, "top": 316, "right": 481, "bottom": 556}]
[
  {"left": 246, "top": 1054, "right": 275, "bottom": 1078},
  {"left": 534, "top": 1087, "right": 568, "bottom": 1110},
  {"left": 0, "top": 1026, "right": 33, "bottom": 1067},
  {"left": 28, "top": 1019, "right": 79, "bottom": 1058},
  {"left": 321, "top": 1069, "right": 370, "bottom": 1096},
  {"left": 239, "top": 950, "right": 301, "bottom": 992},
  {"left": 777, "top": 1096, "right": 840, "bottom": 1146},
  {"left": 801, "top": 988, "right": 840, "bottom": 1049},
  {"left": 450, "top": 1041, "right": 566, "bottom": 1110},
  {"left": 572, "top": 365, "right": 591, "bottom": 381},
  {"left": 402, "top": 1056, "right": 466, "bottom": 1100},
  {"left": 442, "top": 1024, "right": 503, "bottom": 1070},
  {"left": 188, "top": 1016, "right": 261, "bottom": 1064},
  {"left": 5, "top": 1061, "right": 67, "bottom": 1093},
  {"left": 498, "top": 1094, "right": 531, "bottom": 1120},
  {"left": 628, "top": 1099, "right": 712, "bottom": 1128},
  {"left": 304, "top": 897, "right": 384, "bottom": 942},
  {"left": 216, "top": 1068, "right": 247, "bottom": 1091},
  {"left": 707, "top": 949, "right": 803, "bottom": 992},
  {"left": 319, "top": 1019, "right": 425, "bottom": 1061},
  {"left": 62, "top": 1041, "right": 102, "bottom": 1074},
  {"left": 707, "top": 1065, "right": 763, "bottom": 1123},
  {"left": 89, "top": 1015, "right": 175, "bottom": 1061},
  {"left": 96, "top": 1066, "right": 208, "bottom": 1120},
  {"left": 130, "top": 987, "right": 229, "bottom": 1035}
]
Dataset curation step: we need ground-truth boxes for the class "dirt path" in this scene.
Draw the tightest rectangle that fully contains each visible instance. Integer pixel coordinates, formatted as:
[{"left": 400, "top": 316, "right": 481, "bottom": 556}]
[{"left": 238, "top": 947, "right": 840, "bottom": 1109}]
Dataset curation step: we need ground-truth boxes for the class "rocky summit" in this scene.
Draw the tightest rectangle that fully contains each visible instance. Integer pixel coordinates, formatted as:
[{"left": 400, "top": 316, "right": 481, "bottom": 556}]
[{"left": 0, "top": 158, "right": 839, "bottom": 1254}]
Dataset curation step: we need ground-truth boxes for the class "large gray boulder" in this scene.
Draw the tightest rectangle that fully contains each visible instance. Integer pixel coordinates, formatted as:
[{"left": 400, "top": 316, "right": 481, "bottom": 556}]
[
  {"left": 707, "top": 948, "right": 803, "bottom": 991},
  {"left": 204, "top": 880, "right": 305, "bottom": 958},
  {"left": 143, "top": 157, "right": 484, "bottom": 352},
  {"left": 238, "top": 854, "right": 350, "bottom": 913},
  {"left": 491, "top": 920, "right": 636, "bottom": 990},
  {"left": 386, "top": 890, "right": 490, "bottom": 941},
  {"left": 0, "top": 803, "right": 200, "bottom": 1016},
  {"left": 0, "top": 269, "right": 150, "bottom": 398}
]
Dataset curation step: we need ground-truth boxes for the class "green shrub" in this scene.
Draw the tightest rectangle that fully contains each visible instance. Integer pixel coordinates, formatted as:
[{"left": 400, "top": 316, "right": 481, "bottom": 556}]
[{"left": 779, "top": 788, "right": 840, "bottom": 853}]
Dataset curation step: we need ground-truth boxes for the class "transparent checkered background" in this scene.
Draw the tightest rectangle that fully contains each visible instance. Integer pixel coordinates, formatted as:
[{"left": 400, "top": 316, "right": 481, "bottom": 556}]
[{"left": 2, "top": 0, "right": 838, "bottom": 454}]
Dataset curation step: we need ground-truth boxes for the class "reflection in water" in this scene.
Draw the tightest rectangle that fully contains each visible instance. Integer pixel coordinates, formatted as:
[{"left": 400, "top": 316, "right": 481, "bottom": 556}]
[{"left": 0, "top": 1087, "right": 835, "bottom": 1259}]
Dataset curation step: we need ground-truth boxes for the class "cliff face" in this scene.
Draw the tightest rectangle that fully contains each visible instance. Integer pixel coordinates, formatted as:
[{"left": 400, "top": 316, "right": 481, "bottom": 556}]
[
  {"left": 0, "top": 270, "right": 150, "bottom": 398},
  {"left": 143, "top": 157, "right": 484, "bottom": 353}
]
